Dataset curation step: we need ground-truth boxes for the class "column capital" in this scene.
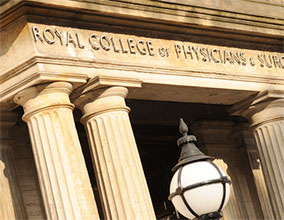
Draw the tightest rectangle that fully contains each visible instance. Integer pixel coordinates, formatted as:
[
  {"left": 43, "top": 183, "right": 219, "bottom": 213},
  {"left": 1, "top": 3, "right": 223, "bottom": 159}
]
[
  {"left": 13, "top": 82, "right": 74, "bottom": 122},
  {"left": 72, "top": 76, "right": 142, "bottom": 123},
  {"left": 75, "top": 76, "right": 142, "bottom": 95},
  {"left": 229, "top": 90, "right": 284, "bottom": 127},
  {"left": 72, "top": 76, "right": 142, "bottom": 102}
]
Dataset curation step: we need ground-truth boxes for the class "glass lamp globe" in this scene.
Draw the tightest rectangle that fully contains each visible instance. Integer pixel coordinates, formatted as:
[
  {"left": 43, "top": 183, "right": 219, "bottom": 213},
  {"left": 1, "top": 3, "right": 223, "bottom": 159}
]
[
  {"left": 169, "top": 161, "right": 231, "bottom": 219},
  {"left": 169, "top": 119, "right": 231, "bottom": 220}
]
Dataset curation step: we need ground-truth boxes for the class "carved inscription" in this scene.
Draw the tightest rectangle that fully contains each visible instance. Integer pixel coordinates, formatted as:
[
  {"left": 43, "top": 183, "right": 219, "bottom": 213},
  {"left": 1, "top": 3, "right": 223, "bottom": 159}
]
[
  {"left": 32, "top": 26, "right": 155, "bottom": 57},
  {"left": 174, "top": 44, "right": 284, "bottom": 69},
  {"left": 32, "top": 26, "right": 284, "bottom": 70}
]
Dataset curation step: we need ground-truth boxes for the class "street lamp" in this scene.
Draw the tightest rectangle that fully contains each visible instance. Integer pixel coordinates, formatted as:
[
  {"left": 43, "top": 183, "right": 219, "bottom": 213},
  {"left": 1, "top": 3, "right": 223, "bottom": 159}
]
[{"left": 169, "top": 119, "right": 231, "bottom": 220}]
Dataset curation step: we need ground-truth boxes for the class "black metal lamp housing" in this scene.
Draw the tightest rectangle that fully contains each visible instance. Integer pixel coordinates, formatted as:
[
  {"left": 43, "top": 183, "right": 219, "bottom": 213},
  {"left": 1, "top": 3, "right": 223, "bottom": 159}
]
[{"left": 169, "top": 119, "right": 231, "bottom": 220}]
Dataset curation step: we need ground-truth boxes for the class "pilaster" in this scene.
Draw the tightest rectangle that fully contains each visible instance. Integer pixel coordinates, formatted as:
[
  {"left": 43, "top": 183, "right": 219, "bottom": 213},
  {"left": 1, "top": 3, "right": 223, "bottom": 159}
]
[
  {"left": 0, "top": 111, "right": 27, "bottom": 220},
  {"left": 247, "top": 148, "right": 275, "bottom": 219},
  {"left": 73, "top": 76, "right": 156, "bottom": 220},
  {"left": 14, "top": 82, "right": 99, "bottom": 220}
]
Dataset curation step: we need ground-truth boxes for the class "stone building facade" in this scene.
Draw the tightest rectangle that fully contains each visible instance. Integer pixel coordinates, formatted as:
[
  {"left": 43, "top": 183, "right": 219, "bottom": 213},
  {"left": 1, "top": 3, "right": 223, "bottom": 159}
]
[{"left": 0, "top": 0, "right": 283, "bottom": 219}]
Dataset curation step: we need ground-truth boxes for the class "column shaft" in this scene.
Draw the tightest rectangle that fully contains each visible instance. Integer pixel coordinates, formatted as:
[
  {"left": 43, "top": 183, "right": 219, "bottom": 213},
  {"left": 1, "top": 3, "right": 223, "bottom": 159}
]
[
  {"left": 230, "top": 91, "right": 284, "bottom": 219},
  {"left": 14, "top": 82, "right": 99, "bottom": 220},
  {"left": 77, "top": 86, "right": 156, "bottom": 220},
  {"left": 253, "top": 120, "right": 284, "bottom": 218}
]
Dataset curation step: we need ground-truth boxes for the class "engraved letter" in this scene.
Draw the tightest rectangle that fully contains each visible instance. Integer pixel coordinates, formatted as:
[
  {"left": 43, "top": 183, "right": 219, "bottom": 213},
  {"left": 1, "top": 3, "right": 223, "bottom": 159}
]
[
  {"left": 32, "top": 26, "right": 44, "bottom": 43},
  {"left": 182, "top": 45, "right": 193, "bottom": 60},
  {"left": 240, "top": 52, "right": 246, "bottom": 66},
  {"left": 55, "top": 29, "right": 64, "bottom": 45},
  {"left": 146, "top": 41, "right": 154, "bottom": 56},
  {"left": 200, "top": 48, "right": 208, "bottom": 62},
  {"left": 272, "top": 55, "right": 281, "bottom": 68},
  {"left": 223, "top": 50, "right": 233, "bottom": 64},
  {"left": 119, "top": 38, "right": 128, "bottom": 53},
  {"left": 211, "top": 48, "right": 220, "bottom": 63},
  {"left": 76, "top": 33, "right": 85, "bottom": 49},
  {"left": 127, "top": 38, "right": 136, "bottom": 54},
  {"left": 264, "top": 55, "right": 273, "bottom": 68},
  {"left": 89, "top": 34, "right": 100, "bottom": 50},
  {"left": 280, "top": 56, "right": 284, "bottom": 69},
  {"left": 206, "top": 48, "right": 211, "bottom": 62},
  {"left": 174, "top": 44, "right": 182, "bottom": 59},
  {"left": 100, "top": 35, "right": 111, "bottom": 51},
  {"left": 66, "top": 31, "right": 77, "bottom": 47},
  {"left": 137, "top": 40, "right": 147, "bottom": 55},
  {"left": 43, "top": 28, "right": 56, "bottom": 44},
  {"left": 191, "top": 46, "right": 199, "bottom": 61},
  {"left": 111, "top": 37, "right": 120, "bottom": 53},
  {"left": 218, "top": 50, "right": 223, "bottom": 63},
  {"left": 258, "top": 54, "right": 265, "bottom": 67},
  {"left": 230, "top": 51, "right": 241, "bottom": 65}
]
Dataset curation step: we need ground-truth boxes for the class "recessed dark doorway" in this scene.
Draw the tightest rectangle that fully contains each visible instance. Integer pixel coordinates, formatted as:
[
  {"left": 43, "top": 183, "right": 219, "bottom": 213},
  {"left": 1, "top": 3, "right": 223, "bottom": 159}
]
[{"left": 126, "top": 99, "right": 245, "bottom": 219}]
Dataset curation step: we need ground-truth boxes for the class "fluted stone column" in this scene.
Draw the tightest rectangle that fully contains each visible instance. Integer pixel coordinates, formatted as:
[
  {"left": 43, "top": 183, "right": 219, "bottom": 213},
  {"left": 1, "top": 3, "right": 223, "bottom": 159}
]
[
  {"left": 0, "top": 111, "right": 27, "bottom": 220},
  {"left": 230, "top": 90, "right": 284, "bottom": 219},
  {"left": 75, "top": 85, "right": 156, "bottom": 220},
  {"left": 13, "top": 82, "right": 99, "bottom": 220}
]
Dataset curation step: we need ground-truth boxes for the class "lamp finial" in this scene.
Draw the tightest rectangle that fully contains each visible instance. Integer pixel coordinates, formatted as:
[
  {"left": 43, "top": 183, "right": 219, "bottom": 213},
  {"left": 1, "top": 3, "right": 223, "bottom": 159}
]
[
  {"left": 179, "top": 118, "right": 188, "bottom": 136},
  {"left": 172, "top": 118, "right": 213, "bottom": 171}
]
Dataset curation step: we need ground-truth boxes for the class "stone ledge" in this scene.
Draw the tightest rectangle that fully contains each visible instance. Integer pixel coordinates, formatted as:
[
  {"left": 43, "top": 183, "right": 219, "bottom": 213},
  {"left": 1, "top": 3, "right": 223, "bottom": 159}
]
[{"left": 1, "top": 0, "right": 283, "bottom": 38}]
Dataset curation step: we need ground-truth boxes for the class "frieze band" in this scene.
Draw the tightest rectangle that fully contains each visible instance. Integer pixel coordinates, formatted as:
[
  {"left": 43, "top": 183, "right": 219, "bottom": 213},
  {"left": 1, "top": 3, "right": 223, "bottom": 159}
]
[{"left": 32, "top": 26, "right": 284, "bottom": 70}]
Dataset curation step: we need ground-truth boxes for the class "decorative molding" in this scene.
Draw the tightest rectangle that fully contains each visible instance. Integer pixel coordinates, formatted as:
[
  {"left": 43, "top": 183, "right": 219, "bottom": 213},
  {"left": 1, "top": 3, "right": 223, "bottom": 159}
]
[
  {"left": 0, "top": 60, "right": 88, "bottom": 109},
  {"left": 3, "top": 56, "right": 284, "bottom": 88},
  {"left": 1, "top": 0, "right": 283, "bottom": 38},
  {"left": 82, "top": 75, "right": 142, "bottom": 94},
  {"left": 13, "top": 82, "right": 74, "bottom": 122},
  {"left": 71, "top": 76, "right": 142, "bottom": 111},
  {"left": 74, "top": 86, "right": 131, "bottom": 123}
]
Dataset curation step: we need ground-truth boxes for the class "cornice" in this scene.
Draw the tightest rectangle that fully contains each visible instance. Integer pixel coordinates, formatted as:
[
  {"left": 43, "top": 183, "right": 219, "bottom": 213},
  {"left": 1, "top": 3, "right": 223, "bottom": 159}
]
[
  {"left": 2, "top": 53, "right": 284, "bottom": 110},
  {"left": 3, "top": 55, "right": 284, "bottom": 86},
  {"left": 0, "top": 0, "right": 283, "bottom": 44}
]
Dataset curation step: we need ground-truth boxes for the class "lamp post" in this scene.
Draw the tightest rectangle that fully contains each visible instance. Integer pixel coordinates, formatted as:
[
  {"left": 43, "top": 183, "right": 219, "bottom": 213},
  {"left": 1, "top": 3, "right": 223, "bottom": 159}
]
[{"left": 169, "top": 119, "right": 231, "bottom": 220}]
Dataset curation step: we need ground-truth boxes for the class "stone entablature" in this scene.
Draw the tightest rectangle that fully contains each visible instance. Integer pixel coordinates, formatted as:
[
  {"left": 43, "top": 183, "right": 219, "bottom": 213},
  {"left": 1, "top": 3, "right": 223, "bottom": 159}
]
[
  {"left": 1, "top": 19, "right": 283, "bottom": 109},
  {"left": 1, "top": 1, "right": 284, "bottom": 110}
]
